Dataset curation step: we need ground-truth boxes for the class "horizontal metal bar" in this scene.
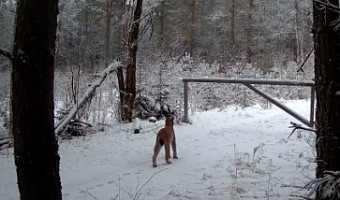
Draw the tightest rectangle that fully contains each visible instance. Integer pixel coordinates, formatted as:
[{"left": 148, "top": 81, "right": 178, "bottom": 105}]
[
  {"left": 182, "top": 77, "right": 314, "bottom": 87},
  {"left": 243, "top": 83, "right": 313, "bottom": 127}
]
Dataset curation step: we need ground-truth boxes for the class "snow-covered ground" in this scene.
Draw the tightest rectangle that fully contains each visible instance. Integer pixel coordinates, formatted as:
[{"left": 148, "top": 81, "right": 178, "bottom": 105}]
[{"left": 0, "top": 100, "right": 315, "bottom": 200}]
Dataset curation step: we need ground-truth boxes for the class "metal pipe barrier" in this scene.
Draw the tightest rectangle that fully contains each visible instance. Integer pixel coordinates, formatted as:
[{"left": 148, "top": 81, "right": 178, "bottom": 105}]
[{"left": 182, "top": 78, "right": 315, "bottom": 127}]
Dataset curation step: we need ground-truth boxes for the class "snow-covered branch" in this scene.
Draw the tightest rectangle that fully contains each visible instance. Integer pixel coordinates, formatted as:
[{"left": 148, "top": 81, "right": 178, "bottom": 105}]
[
  {"left": 0, "top": 48, "right": 12, "bottom": 61},
  {"left": 0, "top": 137, "right": 13, "bottom": 149},
  {"left": 287, "top": 122, "right": 316, "bottom": 140},
  {"left": 55, "top": 61, "right": 122, "bottom": 136},
  {"left": 313, "top": 0, "right": 340, "bottom": 12},
  {"left": 302, "top": 171, "right": 340, "bottom": 200}
]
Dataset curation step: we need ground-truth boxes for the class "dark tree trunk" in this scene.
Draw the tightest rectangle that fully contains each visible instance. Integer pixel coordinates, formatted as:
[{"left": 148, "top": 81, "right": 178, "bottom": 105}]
[
  {"left": 230, "top": 0, "right": 235, "bottom": 49},
  {"left": 293, "top": 0, "right": 301, "bottom": 63},
  {"left": 119, "top": 0, "right": 143, "bottom": 122},
  {"left": 104, "top": 0, "right": 113, "bottom": 68},
  {"left": 117, "top": 66, "right": 125, "bottom": 119},
  {"left": 313, "top": 0, "right": 340, "bottom": 199},
  {"left": 189, "top": 0, "right": 196, "bottom": 56},
  {"left": 11, "top": 0, "right": 62, "bottom": 199},
  {"left": 246, "top": 0, "right": 254, "bottom": 64}
]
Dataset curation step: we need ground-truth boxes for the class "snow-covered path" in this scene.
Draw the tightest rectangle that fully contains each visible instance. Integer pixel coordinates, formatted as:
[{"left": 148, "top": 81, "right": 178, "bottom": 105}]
[{"left": 0, "top": 100, "right": 315, "bottom": 200}]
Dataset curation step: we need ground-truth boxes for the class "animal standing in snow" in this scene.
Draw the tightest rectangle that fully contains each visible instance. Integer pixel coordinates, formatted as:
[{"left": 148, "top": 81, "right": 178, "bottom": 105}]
[{"left": 152, "top": 116, "right": 178, "bottom": 167}]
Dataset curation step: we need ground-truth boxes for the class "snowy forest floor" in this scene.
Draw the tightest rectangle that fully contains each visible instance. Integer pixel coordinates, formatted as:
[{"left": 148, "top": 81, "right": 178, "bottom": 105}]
[{"left": 0, "top": 100, "right": 315, "bottom": 200}]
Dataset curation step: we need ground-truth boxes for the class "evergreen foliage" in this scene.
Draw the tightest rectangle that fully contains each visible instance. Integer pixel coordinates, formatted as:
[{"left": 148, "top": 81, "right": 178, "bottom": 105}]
[{"left": 0, "top": 0, "right": 314, "bottom": 131}]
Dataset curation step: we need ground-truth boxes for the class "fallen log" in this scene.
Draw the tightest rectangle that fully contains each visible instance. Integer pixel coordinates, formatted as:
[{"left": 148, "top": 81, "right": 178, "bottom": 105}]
[{"left": 55, "top": 61, "right": 122, "bottom": 136}]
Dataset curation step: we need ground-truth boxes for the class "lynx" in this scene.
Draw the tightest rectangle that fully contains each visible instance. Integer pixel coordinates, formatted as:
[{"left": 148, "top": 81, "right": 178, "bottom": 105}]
[{"left": 152, "top": 116, "right": 178, "bottom": 167}]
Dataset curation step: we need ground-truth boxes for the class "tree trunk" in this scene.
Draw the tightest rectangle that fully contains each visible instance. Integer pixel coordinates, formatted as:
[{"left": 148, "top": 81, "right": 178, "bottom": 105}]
[
  {"left": 293, "top": 0, "right": 302, "bottom": 63},
  {"left": 119, "top": 0, "right": 143, "bottom": 122},
  {"left": 230, "top": 0, "right": 235, "bottom": 49},
  {"left": 11, "top": 0, "right": 62, "bottom": 199},
  {"left": 313, "top": 0, "right": 340, "bottom": 199},
  {"left": 104, "top": 0, "right": 113, "bottom": 68},
  {"left": 117, "top": 66, "right": 125, "bottom": 118},
  {"left": 158, "top": 0, "right": 165, "bottom": 102},
  {"left": 246, "top": 0, "right": 254, "bottom": 64},
  {"left": 189, "top": 0, "right": 196, "bottom": 56}
]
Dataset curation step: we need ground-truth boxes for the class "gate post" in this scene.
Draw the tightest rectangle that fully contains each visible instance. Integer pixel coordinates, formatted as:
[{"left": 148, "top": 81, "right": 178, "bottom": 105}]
[{"left": 183, "top": 81, "right": 189, "bottom": 123}]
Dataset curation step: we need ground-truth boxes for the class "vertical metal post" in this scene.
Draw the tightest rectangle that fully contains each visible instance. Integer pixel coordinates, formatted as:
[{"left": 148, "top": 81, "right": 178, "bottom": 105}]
[
  {"left": 310, "top": 85, "right": 315, "bottom": 127},
  {"left": 183, "top": 81, "right": 189, "bottom": 123}
]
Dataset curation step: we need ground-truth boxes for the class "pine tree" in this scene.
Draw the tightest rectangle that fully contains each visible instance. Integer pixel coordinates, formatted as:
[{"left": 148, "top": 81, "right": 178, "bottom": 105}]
[
  {"left": 11, "top": 0, "right": 62, "bottom": 199},
  {"left": 313, "top": 0, "right": 340, "bottom": 199}
]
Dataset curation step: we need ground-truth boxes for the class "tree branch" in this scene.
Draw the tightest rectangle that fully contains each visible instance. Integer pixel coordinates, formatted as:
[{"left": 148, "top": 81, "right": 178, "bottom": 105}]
[
  {"left": 289, "top": 195, "right": 313, "bottom": 200},
  {"left": 289, "top": 122, "right": 316, "bottom": 133},
  {"left": 313, "top": 0, "right": 340, "bottom": 12},
  {"left": 134, "top": 168, "right": 168, "bottom": 199},
  {"left": 287, "top": 121, "right": 316, "bottom": 141},
  {"left": 297, "top": 48, "right": 314, "bottom": 72},
  {"left": 0, "top": 137, "right": 13, "bottom": 150},
  {"left": 0, "top": 48, "right": 13, "bottom": 61}
]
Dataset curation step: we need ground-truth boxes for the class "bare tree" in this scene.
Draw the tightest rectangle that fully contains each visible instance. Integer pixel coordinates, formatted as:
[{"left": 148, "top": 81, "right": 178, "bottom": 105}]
[
  {"left": 11, "top": 0, "right": 62, "bottom": 199},
  {"left": 293, "top": 0, "right": 302, "bottom": 63},
  {"left": 230, "top": 0, "right": 235, "bottom": 49},
  {"left": 246, "top": 0, "right": 254, "bottom": 64},
  {"left": 104, "top": 0, "right": 114, "bottom": 68},
  {"left": 118, "top": 0, "right": 143, "bottom": 122},
  {"left": 313, "top": 0, "right": 340, "bottom": 199}
]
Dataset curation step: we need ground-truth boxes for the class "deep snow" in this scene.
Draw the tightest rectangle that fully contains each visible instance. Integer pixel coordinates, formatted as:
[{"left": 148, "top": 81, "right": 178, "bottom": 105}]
[{"left": 0, "top": 100, "right": 315, "bottom": 200}]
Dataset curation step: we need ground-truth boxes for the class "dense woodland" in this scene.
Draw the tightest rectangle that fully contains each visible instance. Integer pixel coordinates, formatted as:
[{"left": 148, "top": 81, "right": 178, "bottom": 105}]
[
  {"left": 0, "top": 0, "right": 340, "bottom": 200},
  {"left": 1, "top": 0, "right": 314, "bottom": 131}
]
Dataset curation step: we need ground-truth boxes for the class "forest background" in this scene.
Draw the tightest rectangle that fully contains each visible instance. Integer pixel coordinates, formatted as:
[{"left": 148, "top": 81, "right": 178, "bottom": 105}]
[{"left": 0, "top": 0, "right": 314, "bottom": 137}]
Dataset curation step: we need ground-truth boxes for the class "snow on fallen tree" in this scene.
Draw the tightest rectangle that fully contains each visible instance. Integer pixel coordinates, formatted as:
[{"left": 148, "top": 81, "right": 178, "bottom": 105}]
[
  {"left": 293, "top": 171, "right": 340, "bottom": 200},
  {"left": 55, "top": 61, "right": 122, "bottom": 136}
]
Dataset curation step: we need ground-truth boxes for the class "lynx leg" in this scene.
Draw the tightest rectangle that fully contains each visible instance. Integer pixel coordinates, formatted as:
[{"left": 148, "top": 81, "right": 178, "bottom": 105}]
[
  {"left": 165, "top": 142, "right": 172, "bottom": 164},
  {"left": 152, "top": 142, "right": 161, "bottom": 167},
  {"left": 171, "top": 133, "right": 178, "bottom": 159}
]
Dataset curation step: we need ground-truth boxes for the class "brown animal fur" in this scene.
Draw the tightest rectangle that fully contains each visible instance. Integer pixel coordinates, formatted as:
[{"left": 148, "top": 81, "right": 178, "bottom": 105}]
[{"left": 152, "top": 116, "right": 178, "bottom": 167}]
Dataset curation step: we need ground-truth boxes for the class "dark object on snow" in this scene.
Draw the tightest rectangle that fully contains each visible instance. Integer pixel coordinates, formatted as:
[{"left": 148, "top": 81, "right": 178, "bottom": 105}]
[{"left": 133, "top": 118, "right": 141, "bottom": 134}]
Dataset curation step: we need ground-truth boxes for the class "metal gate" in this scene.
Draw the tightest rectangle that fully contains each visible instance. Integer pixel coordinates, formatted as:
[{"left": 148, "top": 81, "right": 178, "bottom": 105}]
[{"left": 182, "top": 78, "right": 315, "bottom": 127}]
